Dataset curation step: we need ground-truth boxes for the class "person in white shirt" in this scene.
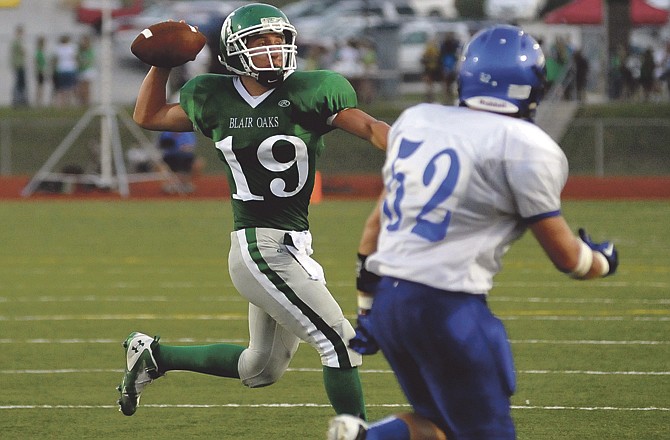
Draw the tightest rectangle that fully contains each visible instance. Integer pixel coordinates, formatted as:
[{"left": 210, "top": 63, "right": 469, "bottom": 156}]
[
  {"left": 53, "top": 34, "right": 79, "bottom": 107},
  {"left": 329, "top": 24, "right": 618, "bottom": 440}
]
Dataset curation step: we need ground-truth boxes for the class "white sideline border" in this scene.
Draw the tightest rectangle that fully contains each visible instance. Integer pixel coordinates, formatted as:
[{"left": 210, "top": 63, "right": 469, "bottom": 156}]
[
  {"left": 0, "top": 403, "right": 667, "bottom": 412},
  {"left": 1, "top": 369, "right": 667, "bottom": 413},
  {"left": 1, "top": 367, "right": 669, "bottom": 376}
]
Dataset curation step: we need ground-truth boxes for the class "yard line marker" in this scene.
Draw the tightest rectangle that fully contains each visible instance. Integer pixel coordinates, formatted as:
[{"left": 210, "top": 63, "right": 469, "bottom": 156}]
[
  {"left": 2, "top": 368, "right": 668, "bottom": 376},
  {"left": 519, "top": 370, "right": 670, "bottom": 376},
  {"left": 503, "top": 316, "right": 670, "bottom": 321},
  {"left": 0, "top": 337, "right": 666, "bottom": 345},
  {"left": 510, "top": 339, "right": 668, "bottom": 345},
  {"left": 2, "top": 338, "right": 668, "bottom": 345},
  {"left": 494, "top": 296, "right": 670, "bottom": 304},
  {"left": 512, "top": 405, "right": 669, "bottom": 411},
  {"left": 493, "top": 281, "right": 670, "bottom": 289},
  {"left": 0, "top": 403, "right": 667, "bottom": 412},
  {"left": 0, "top": 338, "right": 245, "bottom": 344},
  {"left": 2, "top": 313, "right": 668, "bottom": 322},
  {"left": 1, "top": 294, "right": 668, "bottom": 304},
  {"left": 0, "top": 314, "right": 248, "bottom": 321}
]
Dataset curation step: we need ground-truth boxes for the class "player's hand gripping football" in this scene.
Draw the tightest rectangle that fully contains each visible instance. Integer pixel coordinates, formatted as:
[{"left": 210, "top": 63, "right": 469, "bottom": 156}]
[
  {"left": 131, "top": 21, "right": 207, "bottom": 68},
  {"left": 578, "top": 228, "right": 619, "bottom": 276},
  {"left": 349, "top": 309, "right": 380, "bottom": 355}
]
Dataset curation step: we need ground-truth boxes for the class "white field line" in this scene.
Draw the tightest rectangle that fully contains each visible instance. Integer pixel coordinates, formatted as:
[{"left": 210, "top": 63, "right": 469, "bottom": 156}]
[
  {"left": 0, "top": 338, "right": 246, "bottom": 344},
  {"left": 0, "top": 314, "right": 248, "bottom": 321},
  {"left": 0, "top": 313, "right": 668, "bottom": 322},
  {"left": 0, "top": 403, "right": 667, "bottom": 412},
  {"left": 1, "top": 368, "right": 668, "bottom": 376},
  {"left": 509, "top": 339, "right": 669, "bottom": 345},
  {"left": 0, "top": 337, "right": 666, "bottom": 346},
  {"left": 1, "top": 294, "right": 668, "bottom": 304},
  {"left": 0, "top": 279, "right": 668, "bottom": 291},
  {"left": 1, "top": 370, "right": 666, "bottom": 413}
]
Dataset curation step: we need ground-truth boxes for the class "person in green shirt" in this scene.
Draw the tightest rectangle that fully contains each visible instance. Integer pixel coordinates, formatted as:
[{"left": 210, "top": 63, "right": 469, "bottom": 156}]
[
  {"left": 34, "top": 35, "right": 48, "bottom": 107},
  {"left": 77, "top": 34, "right": 96, "bottom": 106},
  {"left": 11, "top": 25, "right": 28, "bottom": 108},
  {"left": 117, "top": 3, "right": 389, "bottom": 426}
]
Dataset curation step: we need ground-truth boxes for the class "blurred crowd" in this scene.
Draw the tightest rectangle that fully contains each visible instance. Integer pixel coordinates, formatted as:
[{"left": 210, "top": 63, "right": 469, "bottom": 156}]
[
  {"left": 543, "top": 35, "right": 670, "bottom": 103},
  {"left": 301, "top": 37, "right": 379, "bottom": 104},
  {"left": 607, "top": 41, "right": 670, "bottom": 101},
  {"left": 416, "top": 30, "right": 670, "bottom": 105},
  {"left": 419, "top": 31, "right": 462, "bottom": 104},
  {"left": 10, "top": 20, "right": 670, "bottom": 110},
  {"left": 10, "top": 24, "right": 96, "bottom": 109}
]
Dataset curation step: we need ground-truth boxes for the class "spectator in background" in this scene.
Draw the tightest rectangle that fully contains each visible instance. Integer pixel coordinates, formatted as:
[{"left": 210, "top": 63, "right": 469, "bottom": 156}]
[
  {"left": 439, "top": 32, "right": 460, "bottom": 104},
  {"left": 11, "top": 25, "right": 29, "bottom": 108},
  {"left": 357, "top": 39, "right": 378, "bottom": 105},
  {"left": 547, "top": 36, "right": 572, "bottom": 100},
  {"left": 157, "top": 131, "right": 204, "bottom": 194},
  {"left": 660, "top": 42, "right": 670, "bottom": 99},
  {"left": 639, "top": 47, "right": 656, "bottom": 102},
  {"left": 304, "top": 43, "right": 332, "bottom": 71},
  {"left": 572, "top": 49, "right": 589, "bottom": 102},
  {"left": 34, "top": 35, "right": 49, "bottom": 107},
  {"left": 608, "top": 45, "right": 625, "bottom": 100},
  {"left": 331, "top": 39, "right": 364, "bottom": 90},
  {"left": 421, "top": 36, "right": 442, "bottom": 102},
  {"left": 52, "top": 34, "right": 79, "bottom": 107},
  {"left": 77, "top": 34, "right": 96, "bottom": 106},
  {"left": 622, "top": 46, "right": 639, "bottom": 100}
]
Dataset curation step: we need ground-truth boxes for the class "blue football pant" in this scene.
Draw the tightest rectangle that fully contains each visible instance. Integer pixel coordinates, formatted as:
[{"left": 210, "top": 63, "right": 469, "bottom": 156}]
[{"left": 371, "top": 277, "right": 516, "bottom": 440}]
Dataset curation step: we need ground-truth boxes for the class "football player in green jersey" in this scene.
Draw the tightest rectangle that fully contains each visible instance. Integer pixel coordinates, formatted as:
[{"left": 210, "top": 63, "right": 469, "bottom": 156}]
[{"left": 117, "top": 2, "right": 390, "bottom": 424}]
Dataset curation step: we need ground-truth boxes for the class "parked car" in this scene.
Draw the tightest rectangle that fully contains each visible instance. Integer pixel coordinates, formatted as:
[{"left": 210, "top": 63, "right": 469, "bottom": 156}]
[
  {"left": 75, "top": 0, "right": 145, "bottom": 33},
  {"left": 282, "top": 0, "right": 341, "bottom": 21},
  {"left": 485, "top": 0, "right": 547, "bottom": 22},
  {"left": 407, "top": 0, "right": 457, "bottom": 18},
  {"left": 292, "top": 0, "right": 416, "bottom": 43}
]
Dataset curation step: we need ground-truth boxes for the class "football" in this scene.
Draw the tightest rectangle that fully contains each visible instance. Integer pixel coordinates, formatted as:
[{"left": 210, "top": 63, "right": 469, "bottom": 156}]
[{"left": 131, "top": 21, "right": 207, "bottom": 68}]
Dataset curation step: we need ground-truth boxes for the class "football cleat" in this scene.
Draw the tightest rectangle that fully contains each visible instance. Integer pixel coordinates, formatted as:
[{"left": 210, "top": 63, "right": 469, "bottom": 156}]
[
  {"left": 117, "top": 332, "right": 162, "bottom": 416},
  {"left": 327, "top": 414, "right": 368, "bottom": 440}
]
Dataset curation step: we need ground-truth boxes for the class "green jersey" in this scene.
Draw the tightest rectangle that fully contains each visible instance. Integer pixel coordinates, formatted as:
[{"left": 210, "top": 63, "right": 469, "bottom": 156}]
[{"left": 180, "top": 70, "right": 357, "bottom": 231}]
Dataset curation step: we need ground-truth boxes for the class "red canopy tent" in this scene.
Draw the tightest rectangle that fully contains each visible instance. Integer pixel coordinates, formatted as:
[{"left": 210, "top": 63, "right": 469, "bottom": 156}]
[{"left": 544, "top": 0, "right": 669, "bottom": 25}]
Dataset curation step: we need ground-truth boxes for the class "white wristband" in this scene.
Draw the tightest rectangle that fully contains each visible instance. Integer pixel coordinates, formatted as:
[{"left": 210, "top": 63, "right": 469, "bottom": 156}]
[
  {"left": 570, "top": 240, "right": 593, "bottom": 279},
  {"left": 357, "top": 295, "right": 374, "bottom": 311}
]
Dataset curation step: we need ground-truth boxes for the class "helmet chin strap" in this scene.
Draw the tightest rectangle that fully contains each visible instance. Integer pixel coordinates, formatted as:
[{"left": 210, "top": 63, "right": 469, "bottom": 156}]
[{"left": 255, "top": 70, "right": 285, "bottom": 88}]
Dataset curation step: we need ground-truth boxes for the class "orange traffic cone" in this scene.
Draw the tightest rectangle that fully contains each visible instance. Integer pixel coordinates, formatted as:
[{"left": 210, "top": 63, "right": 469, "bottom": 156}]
[{"left": 311, "top": 171, "right": 323, "bottom": 204}]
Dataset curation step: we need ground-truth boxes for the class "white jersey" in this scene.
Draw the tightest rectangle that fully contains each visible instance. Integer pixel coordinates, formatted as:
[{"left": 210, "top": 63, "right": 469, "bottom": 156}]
[{"left": 367, "top": 104, "right": 568, "bottom": 294}]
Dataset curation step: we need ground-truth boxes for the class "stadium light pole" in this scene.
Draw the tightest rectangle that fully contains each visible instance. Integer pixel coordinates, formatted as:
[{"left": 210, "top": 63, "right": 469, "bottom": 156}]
[{"left": 99, "top": 1, "right": 123, "bottom": 191}]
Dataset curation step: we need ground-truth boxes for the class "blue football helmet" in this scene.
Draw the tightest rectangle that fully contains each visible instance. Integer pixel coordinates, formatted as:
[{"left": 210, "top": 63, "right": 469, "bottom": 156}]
[{"left": 457, "top": 24, "right": 546, "bottom": 120}]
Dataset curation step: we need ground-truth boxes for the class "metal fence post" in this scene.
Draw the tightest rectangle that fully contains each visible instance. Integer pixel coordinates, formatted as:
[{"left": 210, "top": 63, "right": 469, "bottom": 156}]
[
  {"left": 0, "top": 120, "right": 10, "bottom": 176},
  {"left": 594, "top": 119, "right": 605, "bottom": 177}
]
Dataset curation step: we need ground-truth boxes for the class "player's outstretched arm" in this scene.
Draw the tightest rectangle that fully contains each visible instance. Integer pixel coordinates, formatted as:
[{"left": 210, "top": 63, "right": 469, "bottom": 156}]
[
  {"left": 133, "top": 66, "right": 193, "bottom": 132},
  {"left": 530, "top": 216, "right": 618, "bottom": 279},
  {"left": 331, "top": 108, "right": 389, "bottom": 151}
]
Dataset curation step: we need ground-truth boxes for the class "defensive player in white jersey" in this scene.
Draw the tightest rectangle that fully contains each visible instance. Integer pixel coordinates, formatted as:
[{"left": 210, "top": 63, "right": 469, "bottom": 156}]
[
  {"left": 328, "top": 25, "right": 619, "bottom": 440},
  {"left": 116, "top": 3, "right": 389, "bottom": 425}
]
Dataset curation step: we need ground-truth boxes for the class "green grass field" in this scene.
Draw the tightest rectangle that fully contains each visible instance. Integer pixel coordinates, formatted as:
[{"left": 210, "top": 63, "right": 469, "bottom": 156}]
[{"left": 0, "top": 199, "right": 668, "bottom": 439}]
